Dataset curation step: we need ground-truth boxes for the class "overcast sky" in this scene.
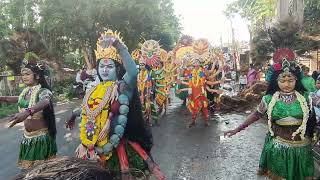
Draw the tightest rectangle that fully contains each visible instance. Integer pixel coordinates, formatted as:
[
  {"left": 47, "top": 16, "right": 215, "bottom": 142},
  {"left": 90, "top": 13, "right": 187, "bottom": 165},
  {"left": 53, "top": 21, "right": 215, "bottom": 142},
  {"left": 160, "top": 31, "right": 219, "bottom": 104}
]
[{"left": 173, "top": 0, "right": 250, "bottom": 45}]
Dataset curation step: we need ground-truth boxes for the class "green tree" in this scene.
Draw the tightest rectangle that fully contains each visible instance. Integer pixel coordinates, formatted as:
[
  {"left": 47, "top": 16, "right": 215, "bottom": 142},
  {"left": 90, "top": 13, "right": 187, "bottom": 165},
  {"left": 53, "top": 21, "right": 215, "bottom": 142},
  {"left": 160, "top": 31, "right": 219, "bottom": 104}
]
[{"left": 0, "top": 0, "right": 181, "bottom": 74}]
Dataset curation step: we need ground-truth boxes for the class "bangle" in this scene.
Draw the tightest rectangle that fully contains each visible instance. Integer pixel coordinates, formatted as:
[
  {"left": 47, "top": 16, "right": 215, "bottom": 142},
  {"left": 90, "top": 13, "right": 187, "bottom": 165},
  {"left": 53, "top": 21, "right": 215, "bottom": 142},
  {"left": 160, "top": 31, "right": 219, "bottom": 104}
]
[{"left": 26, "top": 108, "right": 35, "bottom": 116}]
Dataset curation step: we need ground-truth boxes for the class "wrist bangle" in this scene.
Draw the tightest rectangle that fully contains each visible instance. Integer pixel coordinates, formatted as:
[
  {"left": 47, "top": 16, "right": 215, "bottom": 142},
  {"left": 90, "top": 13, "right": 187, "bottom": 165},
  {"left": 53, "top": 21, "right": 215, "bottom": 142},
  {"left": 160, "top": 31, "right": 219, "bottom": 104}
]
[{"left": 26, "top": 108, "right": 35, "bottom": 116}]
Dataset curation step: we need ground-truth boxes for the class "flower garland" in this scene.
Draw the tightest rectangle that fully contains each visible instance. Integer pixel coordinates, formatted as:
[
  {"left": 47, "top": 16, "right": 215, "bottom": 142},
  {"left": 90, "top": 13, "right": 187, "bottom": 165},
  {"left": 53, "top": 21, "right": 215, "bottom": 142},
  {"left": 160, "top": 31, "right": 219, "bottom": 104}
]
[
  {"left": 267, "top": 91, "right": 309, "bottom": 140},
  {"left": 80, "top": 82, "right": 114, "bottom": 147},
  {"left": 79, "top": 81, "right": 130, "bottom": 159},
  {"left": 18, "top": 84, "right": 41, "bottom": 111}
]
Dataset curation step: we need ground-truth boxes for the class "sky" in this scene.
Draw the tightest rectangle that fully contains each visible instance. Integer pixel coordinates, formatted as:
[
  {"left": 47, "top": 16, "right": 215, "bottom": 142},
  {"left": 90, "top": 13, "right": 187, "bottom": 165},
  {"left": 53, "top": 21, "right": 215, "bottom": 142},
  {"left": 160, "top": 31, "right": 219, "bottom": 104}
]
[{"left": 173, "top": 0, "right": 250, "bottom": 46}]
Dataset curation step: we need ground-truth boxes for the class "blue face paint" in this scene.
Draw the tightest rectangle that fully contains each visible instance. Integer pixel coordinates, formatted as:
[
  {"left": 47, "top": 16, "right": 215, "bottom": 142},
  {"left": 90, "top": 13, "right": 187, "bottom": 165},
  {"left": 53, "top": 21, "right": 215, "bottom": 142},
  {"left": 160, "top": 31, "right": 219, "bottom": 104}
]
[{"left": 98, "top": 59, "right": 117, "bottom": 81}]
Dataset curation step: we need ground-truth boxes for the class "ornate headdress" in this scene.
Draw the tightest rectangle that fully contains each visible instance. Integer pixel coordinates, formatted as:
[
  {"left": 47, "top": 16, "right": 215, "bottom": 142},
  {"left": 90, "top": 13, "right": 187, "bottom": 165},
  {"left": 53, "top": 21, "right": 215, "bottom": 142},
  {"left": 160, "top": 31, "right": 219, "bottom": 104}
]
[
  {"left": 140, "top": 39, "right": 161, "bottom": 67},
  {"left": 159, "top": 48, "right": 168, "bottom": 62},
  {"left": 179, "top": 35, "right": 193, "bottom": 47},
  {"left": 271, "top": 48, "right": 301, "bottom": 79},
  {"left": 95, "top": 29, "right": 126, "bottom": 64},
  {"left": 21, "top": 52, "right": 48, "bottom": 75},
  {"left": 131, "top": 49, "right": 141, "bottom": 64}
]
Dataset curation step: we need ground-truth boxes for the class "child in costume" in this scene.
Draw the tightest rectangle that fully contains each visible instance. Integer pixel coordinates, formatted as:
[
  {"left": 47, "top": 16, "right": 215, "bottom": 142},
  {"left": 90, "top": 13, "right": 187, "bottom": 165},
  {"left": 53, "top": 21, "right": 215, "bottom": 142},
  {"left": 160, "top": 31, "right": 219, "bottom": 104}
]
[{"left": 225, "top": 48, "right": 316, "bottom": 180}]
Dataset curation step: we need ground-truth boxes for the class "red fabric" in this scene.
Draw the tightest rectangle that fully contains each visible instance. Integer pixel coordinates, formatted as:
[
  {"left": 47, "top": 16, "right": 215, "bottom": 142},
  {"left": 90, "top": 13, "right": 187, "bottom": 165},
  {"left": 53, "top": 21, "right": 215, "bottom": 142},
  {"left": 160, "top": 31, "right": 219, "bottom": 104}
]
[
  {"left": 187, "top": 85, "right": 209, "bottom": 121},
  {"left": 128, "top": 141, "right": 166, "bottom": 180},
  {"left": 127, "top": 141, "right": 148, "bottom": 160},
  {"left": 273, "top": 48, "right": 295, "bottom": 63},
  {"left": 111, "top": 101, "right": 120, "bottom": 114},
  {"left": 116, "top": 139, "right": 129, "bottom": 171}
]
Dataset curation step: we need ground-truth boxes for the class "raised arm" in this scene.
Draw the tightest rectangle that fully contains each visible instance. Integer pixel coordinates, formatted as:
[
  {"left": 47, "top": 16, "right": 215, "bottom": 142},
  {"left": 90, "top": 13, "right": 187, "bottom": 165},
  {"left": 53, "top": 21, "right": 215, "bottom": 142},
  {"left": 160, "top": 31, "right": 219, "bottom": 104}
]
[
  {"left": 0, "top": 96, "right": 19, "bottom": 103},
  {"left": 114, "top": 40, "right": 138, "bottom": 88}
]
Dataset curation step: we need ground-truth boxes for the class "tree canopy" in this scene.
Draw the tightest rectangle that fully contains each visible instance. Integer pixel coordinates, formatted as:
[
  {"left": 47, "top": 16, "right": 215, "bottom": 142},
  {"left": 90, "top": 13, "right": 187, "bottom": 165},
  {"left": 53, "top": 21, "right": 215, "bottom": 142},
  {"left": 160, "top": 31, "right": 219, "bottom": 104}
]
[
  {"left": 0, "top": 0, "right": 181, "bottom": 74},
  {"left": 225, "top": 0, "right": 320, "bottom": 66}
]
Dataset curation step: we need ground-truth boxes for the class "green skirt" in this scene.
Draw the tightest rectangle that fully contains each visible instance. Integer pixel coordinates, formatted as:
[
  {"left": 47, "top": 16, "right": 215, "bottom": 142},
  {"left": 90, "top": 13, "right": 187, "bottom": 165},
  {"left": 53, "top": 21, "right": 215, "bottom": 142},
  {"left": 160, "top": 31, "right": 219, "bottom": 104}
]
[
  {"left": 18, "top": 131, "right": 57, "bottom": 169},
  {"left": 259, "top": 134, "right": 314, "bottom": 180},
  {"left": 106, "top": 142, "right": 148, "bottom": 174}
]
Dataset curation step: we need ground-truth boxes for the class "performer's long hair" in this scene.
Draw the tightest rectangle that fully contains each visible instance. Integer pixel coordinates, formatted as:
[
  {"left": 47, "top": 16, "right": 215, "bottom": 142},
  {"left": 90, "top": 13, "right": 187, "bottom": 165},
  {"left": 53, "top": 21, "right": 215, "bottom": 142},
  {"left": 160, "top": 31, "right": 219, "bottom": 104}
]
[
  {"left": 265, "top": 67, "right": 316, "bottom": 137},
  {"left": 96, "top": 59, "right": 153, "bottom": 153},
  {"left": 266, "top": 68, "right": 305, "bottom": 96},
  {"left": 24, "top": 63, "right": 57, "bottom": 138}
]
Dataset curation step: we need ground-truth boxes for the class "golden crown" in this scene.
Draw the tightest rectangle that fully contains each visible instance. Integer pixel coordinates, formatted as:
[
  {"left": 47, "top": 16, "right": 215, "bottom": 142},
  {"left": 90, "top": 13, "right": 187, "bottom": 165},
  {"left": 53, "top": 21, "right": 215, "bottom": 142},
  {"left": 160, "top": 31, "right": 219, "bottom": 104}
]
[{"left": 95, "top": 29, "right": 125, "bottom": 63}]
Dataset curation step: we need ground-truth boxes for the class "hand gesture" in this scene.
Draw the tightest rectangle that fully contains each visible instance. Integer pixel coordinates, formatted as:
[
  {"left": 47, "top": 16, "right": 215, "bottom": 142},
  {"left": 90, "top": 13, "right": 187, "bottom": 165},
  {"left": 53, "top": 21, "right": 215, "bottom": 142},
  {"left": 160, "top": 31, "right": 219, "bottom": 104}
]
[
  {"left": 8, "top": 111, "right": 29, "bottom": 128},
  {"left": 99, "top": 34, "right": 116, "bottom": 48},
  {"left": 98, "top": 120, "right": 110, "bottom": 142}
]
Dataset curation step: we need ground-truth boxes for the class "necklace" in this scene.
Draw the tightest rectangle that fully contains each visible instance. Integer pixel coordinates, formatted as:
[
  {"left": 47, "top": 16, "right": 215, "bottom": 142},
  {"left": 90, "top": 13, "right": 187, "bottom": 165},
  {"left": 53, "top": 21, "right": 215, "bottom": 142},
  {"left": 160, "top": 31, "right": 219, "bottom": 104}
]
[
  {"left": 279, "top": 92, "right": 295, "bottom": 103},
  {"left": 83, "top": 81, "right": 114, "bottom": 122}
]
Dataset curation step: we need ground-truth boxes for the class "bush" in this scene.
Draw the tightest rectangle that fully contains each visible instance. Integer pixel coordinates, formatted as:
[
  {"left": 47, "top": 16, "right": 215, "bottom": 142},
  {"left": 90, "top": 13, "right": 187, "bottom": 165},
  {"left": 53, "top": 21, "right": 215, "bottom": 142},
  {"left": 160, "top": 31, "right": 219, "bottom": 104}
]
[
  {"left": 51, "top": 78, "right": 77, "bottom": 102},
  {"left": 0, "top": 103, "right": 18, "bottom": 119}
]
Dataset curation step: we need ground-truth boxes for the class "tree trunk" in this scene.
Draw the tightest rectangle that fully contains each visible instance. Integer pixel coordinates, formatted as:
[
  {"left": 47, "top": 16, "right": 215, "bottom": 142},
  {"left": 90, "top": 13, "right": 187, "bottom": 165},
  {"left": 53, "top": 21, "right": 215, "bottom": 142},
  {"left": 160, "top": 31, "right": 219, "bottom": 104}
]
[
  {"left": 81, "top": 45, "right": 93, "bottom": 70},
  {"left": 248, "top": 24, "right": 253, "bottom": 65}
]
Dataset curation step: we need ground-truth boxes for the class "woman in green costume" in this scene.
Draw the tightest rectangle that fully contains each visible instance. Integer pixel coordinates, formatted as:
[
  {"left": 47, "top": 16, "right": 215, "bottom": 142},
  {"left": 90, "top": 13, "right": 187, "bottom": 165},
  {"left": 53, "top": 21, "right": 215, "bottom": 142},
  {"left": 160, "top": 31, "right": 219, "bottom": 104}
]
[
  {"left": 224, "top": 48, "right": 316, "bottom": 180},
  {"left": 0, "top": 53, "right": 57, "bottom": 169}
]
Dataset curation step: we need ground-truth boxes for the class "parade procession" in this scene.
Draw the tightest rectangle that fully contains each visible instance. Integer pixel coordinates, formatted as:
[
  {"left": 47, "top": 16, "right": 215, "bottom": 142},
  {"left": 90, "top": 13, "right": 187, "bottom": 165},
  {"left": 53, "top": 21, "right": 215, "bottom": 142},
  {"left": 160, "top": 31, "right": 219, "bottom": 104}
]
[{"left": 0, "top": 0, "right": 320, "bottom": 179}]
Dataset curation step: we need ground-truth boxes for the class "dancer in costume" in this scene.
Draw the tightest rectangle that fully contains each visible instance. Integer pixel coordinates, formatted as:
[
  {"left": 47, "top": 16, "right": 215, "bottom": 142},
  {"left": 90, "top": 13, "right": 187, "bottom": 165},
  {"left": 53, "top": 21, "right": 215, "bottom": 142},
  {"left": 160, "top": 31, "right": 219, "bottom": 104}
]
[
  {"left": 138, "top": 62, "right": 158, "bottom": 126},
  {"left": 73, "top": 30, "right": 165, "bottom": 180},
  {"left": 163, "top": 51, "right": 178, "bottom": 89},
  {"left": 173, "top": 35, "right": 194, "bottom": 105},
  {"left": 206, "top": 48, "right": 225, "bottom": 112},
  {"left": 0, "top": 52, "right": 56, "bottom": 169},
  {"left": 141, "top": 40, "right": 168, "bottom": 120},
  {"left": 224, "top": 48, "right": 316, "bottom": 180},
  {"left": 177, "top": 53, "right": 210, "bottom": 128}
]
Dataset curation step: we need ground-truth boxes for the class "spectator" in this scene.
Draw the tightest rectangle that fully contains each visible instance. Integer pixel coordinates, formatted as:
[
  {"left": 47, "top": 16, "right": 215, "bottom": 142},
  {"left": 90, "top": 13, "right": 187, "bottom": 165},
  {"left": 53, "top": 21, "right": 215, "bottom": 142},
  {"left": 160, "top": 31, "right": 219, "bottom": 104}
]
[
  {"left": 80, "top": 67, "right": 90, "bottom": 82},
  {"left": 239, "top": 73, "right": 247, "bottom": 91}
]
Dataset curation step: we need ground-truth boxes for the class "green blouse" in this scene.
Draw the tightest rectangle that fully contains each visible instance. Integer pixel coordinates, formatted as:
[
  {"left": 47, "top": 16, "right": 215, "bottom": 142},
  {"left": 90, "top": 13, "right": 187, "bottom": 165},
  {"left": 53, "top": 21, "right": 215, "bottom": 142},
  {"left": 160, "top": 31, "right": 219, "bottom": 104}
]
[
  {"left": 257, "top": 93, "right": 309, "bottom": 124},
  {"left": 18, "top": 88, "right": 53, "bottom": 109}
]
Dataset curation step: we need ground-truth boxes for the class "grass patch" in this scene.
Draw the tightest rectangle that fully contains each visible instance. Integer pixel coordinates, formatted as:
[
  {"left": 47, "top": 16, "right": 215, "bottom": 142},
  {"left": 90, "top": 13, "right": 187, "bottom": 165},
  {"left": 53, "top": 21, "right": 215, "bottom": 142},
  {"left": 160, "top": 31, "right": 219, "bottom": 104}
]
[{"left": 0, "top": 104, "right": 18, "bottom": 119}]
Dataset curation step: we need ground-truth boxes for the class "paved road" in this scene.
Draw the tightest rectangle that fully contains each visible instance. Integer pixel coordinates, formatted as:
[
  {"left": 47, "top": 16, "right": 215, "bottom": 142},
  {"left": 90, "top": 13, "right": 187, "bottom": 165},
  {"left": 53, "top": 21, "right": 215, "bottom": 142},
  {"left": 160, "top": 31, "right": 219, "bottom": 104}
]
[{"left": 0, "top": 96, "right": 317, "bottom": 179}]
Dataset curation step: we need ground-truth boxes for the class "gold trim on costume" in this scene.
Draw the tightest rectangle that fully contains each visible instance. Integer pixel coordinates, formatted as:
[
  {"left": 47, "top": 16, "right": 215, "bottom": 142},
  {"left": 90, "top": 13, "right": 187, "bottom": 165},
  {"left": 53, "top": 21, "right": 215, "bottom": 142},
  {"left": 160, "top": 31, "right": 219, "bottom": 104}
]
[
  {"left": 275, "top": 117, "right": 302, "bottom": 126},
  {"left": 274, "top": 136, "right": 310, "bottom": 147},
  {"left": 24, "top": 128, "right": 48, "bottom": 138}
]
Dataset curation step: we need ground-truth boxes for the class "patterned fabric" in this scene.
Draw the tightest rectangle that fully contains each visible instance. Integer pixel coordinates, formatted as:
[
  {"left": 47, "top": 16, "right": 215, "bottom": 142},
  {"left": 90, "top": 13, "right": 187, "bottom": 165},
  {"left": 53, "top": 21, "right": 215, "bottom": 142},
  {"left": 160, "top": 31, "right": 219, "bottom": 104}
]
[
  {"left": 106, "top": 141, "right": 148, "bottom": 172},
  {"left": 259, "top": 134, "right": 314, "bottom": 180},
  {"left": 38, "top": 89, "right": 53, "bottom": 101},
  {"left": 18, "top": 131, "right": 57, "bottom": 169}
]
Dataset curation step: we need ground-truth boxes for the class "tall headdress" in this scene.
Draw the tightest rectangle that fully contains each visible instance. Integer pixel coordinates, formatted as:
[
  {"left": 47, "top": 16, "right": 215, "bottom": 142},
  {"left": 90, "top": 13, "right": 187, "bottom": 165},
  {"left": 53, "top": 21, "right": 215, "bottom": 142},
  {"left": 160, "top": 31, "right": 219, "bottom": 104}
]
[
  {"left": 131, "top": 49, "right": 141, "bottom": 64},
  {"left": 271, "top": 48, "right": 301, "bottom": 79},
  {"left": 95, "top": 29, "right": 126, "bottom": 64},
  {"left": 141, "top": 39, "right": 161, "bottom": 67},
  {"left": 21, "top": 52, "right": 48, "bottom": 76}
]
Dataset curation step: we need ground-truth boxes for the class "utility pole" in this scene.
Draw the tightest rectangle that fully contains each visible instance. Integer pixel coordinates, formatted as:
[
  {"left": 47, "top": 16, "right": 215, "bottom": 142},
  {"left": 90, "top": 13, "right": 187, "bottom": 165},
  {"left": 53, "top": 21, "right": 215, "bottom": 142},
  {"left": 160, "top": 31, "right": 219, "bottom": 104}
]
[{"left": 229, "top": 18, "right": 238, "bottom": 70}]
